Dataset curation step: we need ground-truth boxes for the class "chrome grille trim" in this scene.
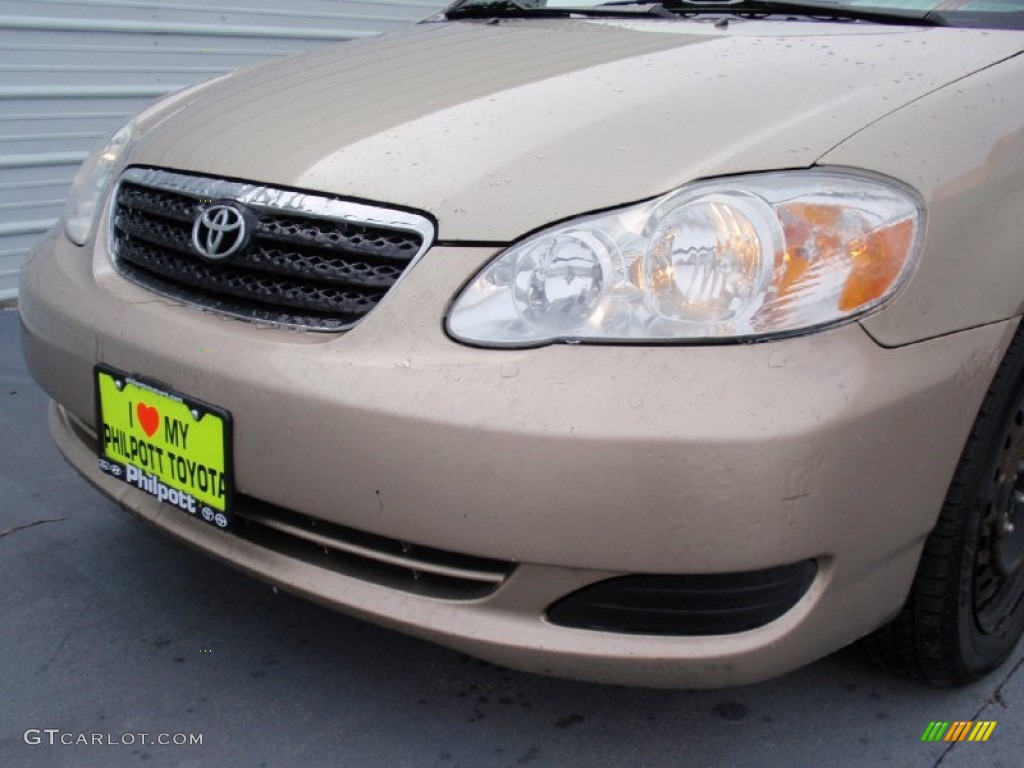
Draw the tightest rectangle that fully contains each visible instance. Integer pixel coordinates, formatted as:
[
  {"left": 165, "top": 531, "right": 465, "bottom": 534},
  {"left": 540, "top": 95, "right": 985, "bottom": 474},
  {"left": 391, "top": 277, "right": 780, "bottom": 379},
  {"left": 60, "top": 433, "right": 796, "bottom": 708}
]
[{"left": 108, "top": 167, "right": 436, "bottom": 331}]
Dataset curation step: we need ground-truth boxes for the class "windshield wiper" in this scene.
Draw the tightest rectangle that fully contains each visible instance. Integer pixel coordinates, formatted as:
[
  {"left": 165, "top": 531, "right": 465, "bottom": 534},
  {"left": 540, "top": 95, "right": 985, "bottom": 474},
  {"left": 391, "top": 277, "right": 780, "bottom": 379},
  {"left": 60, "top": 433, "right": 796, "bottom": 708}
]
[
  {"left": 659, "top": 0, "right": 943, "bottom": 26},
  {"left": 446, "top": 0, "right": 945, "bottom": 24},
  {"left": 446, "top": 0, "right": 675, "bottom": 19}
]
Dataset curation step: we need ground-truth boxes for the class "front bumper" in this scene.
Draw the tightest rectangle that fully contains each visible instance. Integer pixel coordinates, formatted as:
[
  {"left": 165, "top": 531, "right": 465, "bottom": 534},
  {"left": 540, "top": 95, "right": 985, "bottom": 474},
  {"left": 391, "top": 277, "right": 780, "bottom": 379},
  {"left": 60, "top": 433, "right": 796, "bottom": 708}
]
[{"left": 19, "top": 227, "right": 1019, "bottom": 686}]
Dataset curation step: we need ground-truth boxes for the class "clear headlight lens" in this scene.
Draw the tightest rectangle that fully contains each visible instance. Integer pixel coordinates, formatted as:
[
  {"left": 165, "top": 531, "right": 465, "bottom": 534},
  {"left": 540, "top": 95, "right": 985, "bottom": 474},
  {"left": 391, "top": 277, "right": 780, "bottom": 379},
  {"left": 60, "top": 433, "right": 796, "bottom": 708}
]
[
  {"left": 64, "top": 118, "right": 136, "bottom": 245},
  {"left": 447, "top": 170, "right": 924, "bottom": 346}
]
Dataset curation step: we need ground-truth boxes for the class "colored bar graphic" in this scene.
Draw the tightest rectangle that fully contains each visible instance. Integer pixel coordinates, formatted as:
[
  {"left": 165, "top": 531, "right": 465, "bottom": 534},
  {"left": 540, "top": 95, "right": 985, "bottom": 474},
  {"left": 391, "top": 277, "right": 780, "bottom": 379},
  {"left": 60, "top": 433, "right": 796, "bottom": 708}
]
[
  {"left": 922, "top": 721, "right": 997, "bottom": 742},
  {"left": 921, "top": 722, "right": 950, "bottom": 742},
  {"left": 968, "top": 722, "right": 997, "bottom": 742},
  {"left": 945, "top": 722, "right": 973, "bottom": 741}
]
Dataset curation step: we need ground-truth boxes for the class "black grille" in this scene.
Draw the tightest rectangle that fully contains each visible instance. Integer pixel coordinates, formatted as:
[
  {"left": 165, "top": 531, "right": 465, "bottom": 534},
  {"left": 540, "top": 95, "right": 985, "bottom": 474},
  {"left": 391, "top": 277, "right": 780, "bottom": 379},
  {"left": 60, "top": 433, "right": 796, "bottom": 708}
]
[
  {"left": 546, "top": 561, "right": 818, "bottom": 635},
  {"left": 110, "top": 169, "right": 433, "bottom": 330}
]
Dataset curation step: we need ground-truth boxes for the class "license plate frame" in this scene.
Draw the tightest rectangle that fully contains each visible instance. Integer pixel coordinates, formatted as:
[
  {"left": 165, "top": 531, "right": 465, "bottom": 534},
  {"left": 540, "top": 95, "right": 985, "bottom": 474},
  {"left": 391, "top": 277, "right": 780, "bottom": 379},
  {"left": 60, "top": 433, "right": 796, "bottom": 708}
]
[{"left": 94, "top": 364, "right": 235, "bottom": 530}]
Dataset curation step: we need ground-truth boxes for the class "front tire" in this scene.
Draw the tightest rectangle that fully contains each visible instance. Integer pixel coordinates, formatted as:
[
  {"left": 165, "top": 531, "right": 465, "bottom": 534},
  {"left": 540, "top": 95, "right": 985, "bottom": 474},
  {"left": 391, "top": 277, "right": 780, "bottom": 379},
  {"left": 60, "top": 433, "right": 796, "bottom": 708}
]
[{"left": 865, "top": 321, "right": 1024, "bottom": 685}]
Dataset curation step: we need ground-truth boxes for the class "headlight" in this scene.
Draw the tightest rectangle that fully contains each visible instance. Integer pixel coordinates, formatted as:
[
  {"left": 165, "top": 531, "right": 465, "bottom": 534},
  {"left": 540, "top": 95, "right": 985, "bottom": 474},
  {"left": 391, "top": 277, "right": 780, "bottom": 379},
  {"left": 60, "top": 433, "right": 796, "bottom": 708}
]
[
  {"left": 64, "top": 118, "right": 136, "bottom": 245},
  {"left": 447, "top": 170, "right": 924, "bottom": 346}
]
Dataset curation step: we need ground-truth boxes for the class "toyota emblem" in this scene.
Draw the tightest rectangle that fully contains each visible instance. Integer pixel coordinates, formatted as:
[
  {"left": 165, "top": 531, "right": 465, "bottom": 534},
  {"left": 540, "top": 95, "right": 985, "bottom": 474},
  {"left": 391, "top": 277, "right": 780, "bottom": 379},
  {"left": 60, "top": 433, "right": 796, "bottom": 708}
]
[{"left": 192, "top": 203, "right": 250, "bottom": 262}]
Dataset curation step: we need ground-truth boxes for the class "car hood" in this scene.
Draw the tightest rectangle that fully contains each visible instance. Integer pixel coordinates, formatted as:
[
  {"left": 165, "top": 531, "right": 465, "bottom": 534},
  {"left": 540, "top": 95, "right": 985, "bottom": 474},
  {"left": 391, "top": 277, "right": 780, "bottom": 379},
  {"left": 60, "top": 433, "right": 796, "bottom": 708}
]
[{"left": 131, "top": 18, "right": 1022, "bottom": 241}]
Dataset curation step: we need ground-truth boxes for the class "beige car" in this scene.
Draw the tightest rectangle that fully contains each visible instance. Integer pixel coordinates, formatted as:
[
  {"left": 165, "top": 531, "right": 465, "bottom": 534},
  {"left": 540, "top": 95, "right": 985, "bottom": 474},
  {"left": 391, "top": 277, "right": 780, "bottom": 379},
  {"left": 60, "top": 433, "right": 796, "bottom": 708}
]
[{"left": 18, "top": 0, "right": 1024, "bottom": 688}]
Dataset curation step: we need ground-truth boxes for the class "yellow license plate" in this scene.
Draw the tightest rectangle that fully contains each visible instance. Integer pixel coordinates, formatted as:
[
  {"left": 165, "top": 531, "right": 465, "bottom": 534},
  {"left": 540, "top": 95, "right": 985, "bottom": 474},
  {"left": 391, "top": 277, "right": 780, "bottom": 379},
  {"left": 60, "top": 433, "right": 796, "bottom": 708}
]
[{"left": 95, "top": 365, "right": 234, "bottom": 529}]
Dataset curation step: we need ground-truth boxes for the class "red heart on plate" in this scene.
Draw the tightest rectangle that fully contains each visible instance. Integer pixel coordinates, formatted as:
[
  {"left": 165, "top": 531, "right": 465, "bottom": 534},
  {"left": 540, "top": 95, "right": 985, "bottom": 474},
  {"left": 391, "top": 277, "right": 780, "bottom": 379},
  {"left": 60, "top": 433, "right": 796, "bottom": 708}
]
[{"left": 137, "top": 403, "right": 160, "bottom": 438}]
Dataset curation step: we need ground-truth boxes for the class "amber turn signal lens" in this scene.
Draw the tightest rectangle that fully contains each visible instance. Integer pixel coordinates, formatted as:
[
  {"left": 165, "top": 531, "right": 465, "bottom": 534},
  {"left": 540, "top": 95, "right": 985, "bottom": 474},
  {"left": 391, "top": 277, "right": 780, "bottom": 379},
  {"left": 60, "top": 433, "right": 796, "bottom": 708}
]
[{"left": 839, "top": 219, "right": 915, "bottom": 312}]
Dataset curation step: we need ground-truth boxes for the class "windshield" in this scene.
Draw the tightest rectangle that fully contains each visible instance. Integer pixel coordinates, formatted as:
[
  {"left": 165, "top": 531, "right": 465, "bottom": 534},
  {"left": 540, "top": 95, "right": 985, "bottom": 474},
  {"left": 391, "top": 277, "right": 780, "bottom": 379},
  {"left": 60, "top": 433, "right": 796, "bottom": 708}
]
[{"left": 445, "top": 0, "right": 1024, "bottom": 28}]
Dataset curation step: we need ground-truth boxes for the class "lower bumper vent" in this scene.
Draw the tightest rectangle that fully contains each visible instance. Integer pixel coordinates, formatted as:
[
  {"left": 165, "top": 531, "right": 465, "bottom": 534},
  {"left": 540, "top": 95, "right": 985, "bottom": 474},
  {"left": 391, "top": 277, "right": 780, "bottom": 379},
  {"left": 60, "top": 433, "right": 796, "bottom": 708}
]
[
  {"left": 63, "top": 411, "right": 512, "bottom": 601},
  {"left": 546, "top": 560, "right": 818, "bottom": 635},
  {"left": 232, "top": 499, "right": 514, "bottom": 600}
]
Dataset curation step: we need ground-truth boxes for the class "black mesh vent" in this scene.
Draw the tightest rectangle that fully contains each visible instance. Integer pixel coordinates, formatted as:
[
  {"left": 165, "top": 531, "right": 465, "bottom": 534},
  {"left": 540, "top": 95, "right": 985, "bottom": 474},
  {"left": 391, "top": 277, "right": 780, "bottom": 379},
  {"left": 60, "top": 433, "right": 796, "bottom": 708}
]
[
  {"left": 546, "top": 561, "right": 818, "bottom": 636},
  {"left": 110, "top": 171, "right": 432, "bottom": 330}
]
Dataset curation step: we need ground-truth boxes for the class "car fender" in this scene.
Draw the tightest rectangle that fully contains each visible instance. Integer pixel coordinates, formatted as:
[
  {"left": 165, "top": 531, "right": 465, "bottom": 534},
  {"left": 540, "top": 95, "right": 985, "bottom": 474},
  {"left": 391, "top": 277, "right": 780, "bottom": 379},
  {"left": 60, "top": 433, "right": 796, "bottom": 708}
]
[{"left": 822, "top": 51, "right": 1024, "bottom": 347}]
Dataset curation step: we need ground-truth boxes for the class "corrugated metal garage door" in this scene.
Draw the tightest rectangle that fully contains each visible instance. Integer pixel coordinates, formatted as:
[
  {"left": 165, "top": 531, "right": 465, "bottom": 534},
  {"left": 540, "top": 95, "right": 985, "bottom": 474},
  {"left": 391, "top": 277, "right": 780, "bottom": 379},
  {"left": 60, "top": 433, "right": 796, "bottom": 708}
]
[{"left": 0, "top": 0, "right": 442, "bottom": 299}]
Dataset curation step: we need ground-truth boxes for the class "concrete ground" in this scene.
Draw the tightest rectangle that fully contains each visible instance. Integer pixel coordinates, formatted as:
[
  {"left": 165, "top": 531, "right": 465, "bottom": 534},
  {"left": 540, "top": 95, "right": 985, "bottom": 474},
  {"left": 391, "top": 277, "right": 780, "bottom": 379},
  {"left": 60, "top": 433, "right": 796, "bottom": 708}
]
[{"left": 1, "top": 305, "right": 1021, "bottom": 768}]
